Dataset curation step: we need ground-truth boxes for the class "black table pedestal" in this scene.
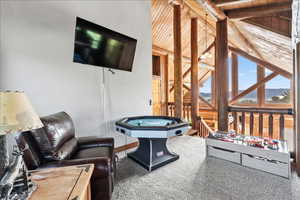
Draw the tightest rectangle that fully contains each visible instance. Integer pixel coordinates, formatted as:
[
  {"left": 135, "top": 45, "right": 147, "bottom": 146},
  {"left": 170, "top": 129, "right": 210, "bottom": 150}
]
[{"left": 128, "top": 138, "right": 179, "bottom": 171}]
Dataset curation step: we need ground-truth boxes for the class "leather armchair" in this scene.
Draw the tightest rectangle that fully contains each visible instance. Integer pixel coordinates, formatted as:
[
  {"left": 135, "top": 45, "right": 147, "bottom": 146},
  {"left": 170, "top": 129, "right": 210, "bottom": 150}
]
[{"left": 16, "top": 112, "right": 115, "bottom": 200}]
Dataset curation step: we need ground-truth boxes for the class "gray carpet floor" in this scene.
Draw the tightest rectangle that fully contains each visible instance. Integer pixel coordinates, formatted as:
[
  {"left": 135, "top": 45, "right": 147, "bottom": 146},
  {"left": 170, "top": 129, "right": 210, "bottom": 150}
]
[{"left": 112, "top": 136, "right": 300, "bottom": 200}]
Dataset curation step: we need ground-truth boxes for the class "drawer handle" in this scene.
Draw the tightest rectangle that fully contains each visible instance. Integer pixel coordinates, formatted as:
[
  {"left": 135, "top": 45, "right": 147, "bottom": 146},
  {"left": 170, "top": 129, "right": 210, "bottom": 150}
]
[
  {"left": 175, "top": 130, "right": 183, "bottom": 136},
  {"left": 211, "top": 146, "right": 236, "bottom": 153},
  {"left": 244, "top": 154, "right": 287, "bottom": 164}
]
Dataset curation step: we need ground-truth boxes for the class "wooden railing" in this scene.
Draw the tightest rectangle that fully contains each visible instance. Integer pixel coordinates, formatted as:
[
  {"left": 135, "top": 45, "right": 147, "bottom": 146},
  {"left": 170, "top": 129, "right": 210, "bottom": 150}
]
[
  {"left": 168, "top": 102, "right": 192, "bottom": 122},
  {"left": 167, "top": 102, "right": 216, "bottom": 137},
  {"left": 196, "top": 116, "right": 214, "bottom": 137},
  {"left": 228, "top": 106, "right": 294, "bottom": 140}
]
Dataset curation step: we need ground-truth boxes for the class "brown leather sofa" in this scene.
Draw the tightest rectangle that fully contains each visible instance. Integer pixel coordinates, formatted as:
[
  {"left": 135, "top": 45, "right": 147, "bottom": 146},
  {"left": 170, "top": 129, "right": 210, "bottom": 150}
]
[{"left": 15, "top": 112, "right": 115, "bottom": 200}]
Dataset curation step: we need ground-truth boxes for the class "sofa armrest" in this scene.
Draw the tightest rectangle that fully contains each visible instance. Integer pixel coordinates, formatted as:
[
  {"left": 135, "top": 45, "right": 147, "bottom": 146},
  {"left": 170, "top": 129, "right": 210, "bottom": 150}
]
[
  {"left": 55, "top": 157, "right": 112, "bottom": 179},
  {"left": 77, "top": 137, "right": 114, "bottom": 149}
]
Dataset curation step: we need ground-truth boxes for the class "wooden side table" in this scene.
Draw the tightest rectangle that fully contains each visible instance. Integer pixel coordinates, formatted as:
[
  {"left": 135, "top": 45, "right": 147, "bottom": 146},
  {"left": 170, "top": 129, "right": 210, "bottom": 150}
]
[{"left": 29, "top": 164, "right": 94, "bottom": 200}]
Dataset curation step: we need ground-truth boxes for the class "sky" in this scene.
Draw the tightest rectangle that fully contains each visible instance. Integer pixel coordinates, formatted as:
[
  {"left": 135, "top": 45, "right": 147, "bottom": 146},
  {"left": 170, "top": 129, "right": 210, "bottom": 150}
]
[{"left": 201, "top": 55, "right": 290, "bottom": 93}]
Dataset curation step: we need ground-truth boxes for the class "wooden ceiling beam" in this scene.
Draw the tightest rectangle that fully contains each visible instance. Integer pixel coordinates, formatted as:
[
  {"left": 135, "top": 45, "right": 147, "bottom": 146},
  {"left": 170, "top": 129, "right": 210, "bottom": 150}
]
[
  {"left": 229, "top": 46, "right": 292, "bottom": 79},
  {"left": 213, "top": 0, "right": 240, "bottom": 4},
  {"left": 214, "top": 0, "right": 252, "bottom": 7},
  {"left": 183, "top": 0, "right": 217, "bottom": 31},
  {"left": 196, "top": 0, "right": 227, "bottom": 21},
  {"left": 225, "top": 2, "right": 292, "bottom": 20},
  {"left": 152, "top": 44, "right": 191, "bottom": 62},
  {"left": 185, "top": 0, "right": 264, "bottom": 61}
]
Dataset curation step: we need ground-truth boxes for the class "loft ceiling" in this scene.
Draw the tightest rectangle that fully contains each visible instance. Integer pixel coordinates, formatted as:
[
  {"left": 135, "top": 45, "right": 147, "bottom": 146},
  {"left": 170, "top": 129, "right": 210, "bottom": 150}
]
[{"left": 152, "top": 0, "right": 293, "bottom": 82}]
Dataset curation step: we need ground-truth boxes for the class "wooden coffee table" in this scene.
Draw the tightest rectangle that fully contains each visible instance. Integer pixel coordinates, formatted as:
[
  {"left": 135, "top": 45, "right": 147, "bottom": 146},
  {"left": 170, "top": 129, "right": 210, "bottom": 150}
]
[{"left": 30, "top": 164, "right": 94, "bottom": 200}]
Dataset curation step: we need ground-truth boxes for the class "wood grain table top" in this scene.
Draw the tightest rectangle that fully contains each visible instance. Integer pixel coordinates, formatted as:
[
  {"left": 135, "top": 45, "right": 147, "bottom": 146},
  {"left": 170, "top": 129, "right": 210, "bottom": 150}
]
[{"left": 30, "top": 164, "right": 94, "bottom": 200}]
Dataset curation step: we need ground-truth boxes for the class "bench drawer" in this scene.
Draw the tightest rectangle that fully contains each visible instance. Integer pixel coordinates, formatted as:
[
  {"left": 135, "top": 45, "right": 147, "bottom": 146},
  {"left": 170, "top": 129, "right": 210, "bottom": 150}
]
[
  {"left": 242, "top": 154, "right": 289, "bottom": 178},
  {"left": 207, "top": 146, "right": 241, "bottom": 164}
]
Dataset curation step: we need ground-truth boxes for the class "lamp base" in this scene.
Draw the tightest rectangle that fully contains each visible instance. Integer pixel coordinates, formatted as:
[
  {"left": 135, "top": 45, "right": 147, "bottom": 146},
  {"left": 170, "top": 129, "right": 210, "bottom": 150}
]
[
  {"left": 8, "top": 179, "right": 37, "bottom": 200},
  {"left": 0, "top": 135, "right": 9, "bottom": 178},
  {"left": 0, "top": 147, "right": 36, "bottom": 200}
]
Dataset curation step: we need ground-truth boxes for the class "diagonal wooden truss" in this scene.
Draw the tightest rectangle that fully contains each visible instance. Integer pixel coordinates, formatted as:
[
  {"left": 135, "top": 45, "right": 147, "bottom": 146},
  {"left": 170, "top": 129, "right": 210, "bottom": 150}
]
[{"left": 230, "top": 72, "right": 278, "bottom": 104}]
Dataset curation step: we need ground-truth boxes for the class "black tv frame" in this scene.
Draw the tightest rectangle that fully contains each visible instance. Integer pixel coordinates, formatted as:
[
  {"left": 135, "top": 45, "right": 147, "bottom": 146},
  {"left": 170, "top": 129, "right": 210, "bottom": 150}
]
[{"left": 73, "top": 17, "right": 137, "bottom": 72}]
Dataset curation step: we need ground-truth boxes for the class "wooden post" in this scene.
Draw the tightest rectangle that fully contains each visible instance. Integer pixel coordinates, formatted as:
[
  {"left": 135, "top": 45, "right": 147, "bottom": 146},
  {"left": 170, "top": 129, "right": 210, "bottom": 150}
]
[
  {"left": 191, "top": 17, "right": 198, "bottom": 129},
  {"left": 173, "top": 4, "right": 183, "bottom": 118},
  {"left": 164, "top": 55, "right": 169, "bottom": 115},
  {"left": 211, "top": 71, "right": 216, "bottom": 107},
  {"left": 215, "top": 18, "right": 229, "bottom": 131},
  {"left": 231, "top": 53, "right": 238, "bottom": 100},
  {"left": 295, "top": 42, "right": 300, "bottom": 175},
  {"left": 257, "top": 65, "right": 265, "bottom": 107}
]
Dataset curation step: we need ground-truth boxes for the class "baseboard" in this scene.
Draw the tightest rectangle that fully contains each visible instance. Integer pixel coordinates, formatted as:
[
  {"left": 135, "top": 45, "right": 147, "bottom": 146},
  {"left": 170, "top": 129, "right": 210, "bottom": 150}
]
[{"left": 114, "top": 141, "right": 139, "bottom": 153}]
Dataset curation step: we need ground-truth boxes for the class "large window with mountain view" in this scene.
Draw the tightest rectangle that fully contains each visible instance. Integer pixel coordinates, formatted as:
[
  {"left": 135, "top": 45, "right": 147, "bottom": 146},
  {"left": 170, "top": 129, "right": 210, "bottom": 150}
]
[
  {"left": 200, "top": 76, "right": 212, "bottom": 103},
  {"left": 265, "top": 69, "right": 291, "bottom": 105},
  {"left": 237, "top": 55, "right": 257, "bottom": 104}
]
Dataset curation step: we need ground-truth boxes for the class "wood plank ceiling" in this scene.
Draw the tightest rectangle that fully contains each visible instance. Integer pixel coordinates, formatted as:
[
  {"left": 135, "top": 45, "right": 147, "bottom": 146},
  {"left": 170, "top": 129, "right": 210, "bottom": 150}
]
[
  {"left": 152, "top": 0, "right": 293, "bottom": 87},
  {"left": 152, "top": 0, "right": 215, "bottom": 88}
]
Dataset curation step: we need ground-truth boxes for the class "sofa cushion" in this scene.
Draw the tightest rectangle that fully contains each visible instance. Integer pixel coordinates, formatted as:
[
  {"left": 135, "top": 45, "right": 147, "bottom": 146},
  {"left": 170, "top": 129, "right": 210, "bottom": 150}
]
[
  {"left": 72, "top": 146, "right": 112, "bottom": 160},
  {"left": 31, "top": 112, "right": 76, "bottom": 161},
  {"left": 51, "top": 138, "right": 78, "bottom": 160}
]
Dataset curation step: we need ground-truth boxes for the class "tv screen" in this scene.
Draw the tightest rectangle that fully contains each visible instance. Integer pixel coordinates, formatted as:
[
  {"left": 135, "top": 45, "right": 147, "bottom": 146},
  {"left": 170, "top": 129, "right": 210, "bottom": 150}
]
[{"left": 73, "top": 17, "right": 137, "bottom": 72}]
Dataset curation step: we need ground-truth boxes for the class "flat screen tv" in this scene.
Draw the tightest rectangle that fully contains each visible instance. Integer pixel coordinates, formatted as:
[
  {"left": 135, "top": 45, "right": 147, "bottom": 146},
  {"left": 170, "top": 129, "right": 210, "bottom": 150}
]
[{"left": 73, "top": 17, "right": 137, "bottom": 72}]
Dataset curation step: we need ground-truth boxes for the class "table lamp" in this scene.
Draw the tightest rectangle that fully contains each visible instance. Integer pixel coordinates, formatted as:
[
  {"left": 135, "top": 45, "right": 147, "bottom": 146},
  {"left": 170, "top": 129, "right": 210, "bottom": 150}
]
[{"left": 0, "top": 91, "right": 43, "bottom": 199}]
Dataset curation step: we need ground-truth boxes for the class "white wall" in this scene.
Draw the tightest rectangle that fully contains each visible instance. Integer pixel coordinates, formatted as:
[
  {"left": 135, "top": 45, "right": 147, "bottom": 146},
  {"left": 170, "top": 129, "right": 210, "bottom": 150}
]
[{"left": 0, "top": 0, "right": 152, "bottom": 147}]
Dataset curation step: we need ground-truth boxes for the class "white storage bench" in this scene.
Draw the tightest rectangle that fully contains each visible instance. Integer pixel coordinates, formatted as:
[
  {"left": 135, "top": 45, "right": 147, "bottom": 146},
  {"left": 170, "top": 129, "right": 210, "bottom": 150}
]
[{"left": 206, "top": 137, "right": 291, "bottom": 178}]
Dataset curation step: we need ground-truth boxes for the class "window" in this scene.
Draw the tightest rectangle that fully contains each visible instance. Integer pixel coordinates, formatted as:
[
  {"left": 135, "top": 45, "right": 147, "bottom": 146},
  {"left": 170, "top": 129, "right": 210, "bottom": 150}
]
[
  {"left": 265, "top": 69, "right": 291, "bottom": 105},
  {"left": 200, "top": 76, "right": 212, "bottom": 103},
  {"left": 237, "top": 56, "right": 257, "bottom": 104}
]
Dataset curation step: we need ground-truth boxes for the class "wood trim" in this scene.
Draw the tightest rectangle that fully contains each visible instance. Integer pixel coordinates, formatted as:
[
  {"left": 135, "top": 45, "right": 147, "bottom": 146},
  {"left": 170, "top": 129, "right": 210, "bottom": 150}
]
[
  {"left": 257, "top": 65, "right": 265, "bottom": 107},
  {"left": 230, "top": 72, "right": 278, "bottom": 104},
  {"left": 295, "top": 42, "right": 300, "bottom": 175},
  {"left": 191, "top": 17, "right": 199, "bottom": 129},
  {"left": 231, "top": 53, "right": 238, "bottom": 99},
  {"left": 152, "top": 44, "right": 190, "bottom": 62},
  {"left": 229, "top": 46, "right": 292, "bottom": 79},
  {"left": 293, "top": 48, "right": 296, "bottom": 161},
  {"left": 173, "top": 4, "right": 183, "bottom": 118},
  {"left": 211, "top": 70, "right": 216, "bottom": 106},
  {"left": 225, "top": 2, "right": 292, "bottom": 20},
  {"left": 228, "top": 106, "right": 293, "bottom": 115},
  {"left": 234, "top": 103, "right": 292, "bottom": 108},
  {"left": 114, "top": 142, "right": 139, "bottom": 153},
  {"left": 164, "top": 55, "right": 169, "bottom": 115},
  {"left": 215, "top": 18, "right": 229, "bottom": 131}
]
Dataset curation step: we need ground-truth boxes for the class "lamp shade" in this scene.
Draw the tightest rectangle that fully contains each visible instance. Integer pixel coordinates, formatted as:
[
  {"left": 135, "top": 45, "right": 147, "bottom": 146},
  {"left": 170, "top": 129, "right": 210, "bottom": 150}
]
[{"left": 0, "top": 91, "right": 43, "bottom": 135}]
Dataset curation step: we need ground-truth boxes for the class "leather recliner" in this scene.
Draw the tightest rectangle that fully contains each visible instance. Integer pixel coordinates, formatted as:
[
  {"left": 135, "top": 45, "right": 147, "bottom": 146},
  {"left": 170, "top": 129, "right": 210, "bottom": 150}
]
[{"left": 15, "top": 111, "right": 115, "bottom": 200}]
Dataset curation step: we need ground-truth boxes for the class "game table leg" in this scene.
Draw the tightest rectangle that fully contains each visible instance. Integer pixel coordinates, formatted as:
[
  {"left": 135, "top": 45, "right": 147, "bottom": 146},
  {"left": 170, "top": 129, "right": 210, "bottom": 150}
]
[{"left": 128, "top": 138, "right": 179, "bottom": 171}]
